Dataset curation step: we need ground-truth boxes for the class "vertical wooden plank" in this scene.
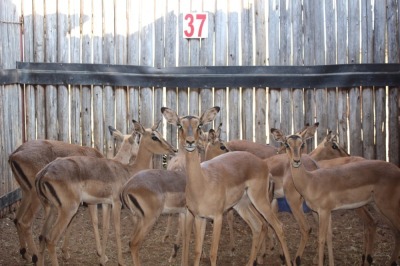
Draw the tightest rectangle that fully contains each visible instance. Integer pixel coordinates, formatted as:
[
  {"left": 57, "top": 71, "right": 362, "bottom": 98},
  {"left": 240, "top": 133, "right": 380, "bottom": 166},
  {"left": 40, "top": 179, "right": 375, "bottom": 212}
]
[
  {"left": 348, "top": 0, "right": 362, "bottom": 156},
  {"left": 387, "top": 0, "right": 399, "bottom": 165},
  {"left": 45, "top": 0, "right": 58, "bottom": 140},
  {"left": 1, "top": 0, "right": 22, "bottom": 196},
  {"left": 268, "top": 0, "right": 280, "bottom": 146},
  {"left": 70, "top": 1, "right": 81, "bottom": 145},
  {"left": 153, "top": 0, "right": 166, "bottom": 169},
  {"left": 373, "top": 1, "right": 387, "bottom": 160},
  {"left": 200, "top": 0, "right": 215, "bottom": 125},
  {"left": 255, "top": 0, "right": 267, "bottom": 144},
  {"left": 93, "top": 0, "right": 104, "bottom": 153},
  {"left": 241, "top": 0, "right": 253, "bottom": 141},
  {"left": 314, "top": 0, "right": 327, "bottom": 144},
  {"left": 228, "top": 1, "right": 240, "bottom": 141},
  {"left": 81, "top": 0, "right": 93, "bottom": 147},
  {"left": 164, "top": 0, "right": 178, "bottom": 147},
  {"left": 57, "top": 0, "right": 69, "bottom": 143},
  {"left": 22, "top": 0, "right": 36, "bottom": 141},
  {"left": 325, "top": 0, "right": 338, "bottom": 134},
  {"left": 103, "top": 0, "right": 115, "bottom": 158},
  {"left": 115, "top": 0, "right": 128, "bottom": 140},
  {"left": 336, "top": 0, "right": 349, "bottom": 150},
  {"left": 279, "top": 0, "right": 292, "bottom": 136},
  {"left": 189, "top": 0, "right": 200, "bottom": 116},
  {"left": 214, "top": 0, "right": 228, "bottom": 140},
  {"left": 34, "top": 0, "right": 46, "bottom": 139},
  {"left": 361, "top": 0, "right": 375, "bottom": 159},
  {"left": 140, "top": 0, "right": 154, "bottom": 128},
  {"left": 178, "top": 0, "right": 189, "bottom": 117},
  {"left": 69, "top": 0, "right": 81, "bottom": 145},
  {"left": 291, "top": 0, "right": 305, "bottom": 135},
  {"left": 303, "top": 0, "right": 316, "bottom": 151},
  {"left": 127, "top": 0, "right": 140, "bottom": 133}
]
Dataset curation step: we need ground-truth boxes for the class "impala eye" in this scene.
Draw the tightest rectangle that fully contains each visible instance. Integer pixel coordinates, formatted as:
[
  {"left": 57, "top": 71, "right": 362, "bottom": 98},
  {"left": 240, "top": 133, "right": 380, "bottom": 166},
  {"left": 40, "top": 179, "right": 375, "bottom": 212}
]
[
  {"left": 220, "top": 145, "right": 227, "bottom": 151},
  {"left": 332, "top": 143, "right": 338, "bottom": 149},
  {"left": 151, "top": 135, "right": 158, "bottom": 141},
  {"left": 284, "top": 143, "right": 289, "bottom": 148}
]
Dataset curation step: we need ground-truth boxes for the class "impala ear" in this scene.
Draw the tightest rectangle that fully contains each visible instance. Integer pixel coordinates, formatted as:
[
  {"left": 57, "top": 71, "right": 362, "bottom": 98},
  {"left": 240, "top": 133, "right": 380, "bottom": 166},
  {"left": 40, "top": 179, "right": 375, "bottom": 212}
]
[
  {"left": 161, "top": 107, "right": 180, "bottom": 125},
  {"left": 270, "top": 128, "right": 286, "bottom": 143},
  {"left": 215, "top": 123, "right": 223, "bottom": 138},
  {"left": 200, "top": 106, "right": 220, "bottom": 125},
  {"left": 208, "top": 129, "right": 217, "bottom": 142},
  {"left": 151, "top": 119, "right": 162, "bottom": 131},
  {"left": 300, "top": 122, "right": 319, "bottom": 140},
  {"left": 132, "top": 119, "right": 146, "bottom": 135},
  {"left": 108, "top": 126, "right": 125, "bottom": 141}
]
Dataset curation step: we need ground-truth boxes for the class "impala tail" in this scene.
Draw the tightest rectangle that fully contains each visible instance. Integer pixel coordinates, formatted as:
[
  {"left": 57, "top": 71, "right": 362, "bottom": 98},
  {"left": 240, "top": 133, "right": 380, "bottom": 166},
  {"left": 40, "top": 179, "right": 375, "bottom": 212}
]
[
  {"left": 121, "top": 191, "right": 145, "bottom": 217},
  {"left": 35, "top": 166, "right": 62, "bottom": 207},
  {"left": 9, "top": 156, "right": 33, "bottom": 190}
]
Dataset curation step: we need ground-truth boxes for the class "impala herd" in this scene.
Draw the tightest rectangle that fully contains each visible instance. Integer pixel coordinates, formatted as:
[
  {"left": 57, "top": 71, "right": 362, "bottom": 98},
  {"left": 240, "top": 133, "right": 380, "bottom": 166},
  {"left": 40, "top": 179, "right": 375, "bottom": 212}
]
[{"left": 7, "top": 106, "right": 400, "bottom": 266}]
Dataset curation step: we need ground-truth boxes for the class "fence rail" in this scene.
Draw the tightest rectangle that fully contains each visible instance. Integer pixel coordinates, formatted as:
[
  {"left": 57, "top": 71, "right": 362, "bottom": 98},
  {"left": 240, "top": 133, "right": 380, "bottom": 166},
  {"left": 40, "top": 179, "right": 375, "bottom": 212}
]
[{"left": 2, "top": 63, "right": 400, "bottom": 88}]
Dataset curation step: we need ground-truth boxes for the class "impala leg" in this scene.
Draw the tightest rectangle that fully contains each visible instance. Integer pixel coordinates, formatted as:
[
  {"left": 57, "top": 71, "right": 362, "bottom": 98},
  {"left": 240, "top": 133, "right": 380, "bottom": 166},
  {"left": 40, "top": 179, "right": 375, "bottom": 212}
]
[
  {"left": 13, "top": 190, "right": 31, "bottom": 259},
  {"left": 37, "top": 204, "right": 56, "bottom": 266},
  {"left": 193, "top": 216, "right": 207, "bottom": 266},
  {"left": 209, "top": 215, "right": 223, "bottom": 266},
  {"left": 326, "top": 215, "right": 334, "bottom": 266},
  {"left": 61, "top": 219, "right": 72, "bottom": 260},
  {"left": 19, "top": 192, "right": 41, "bottom": 262},
  {"left": 47, "top": 206, "right": 79, "bottom": 266},
  {"left": 317, "top": 210, "right": 332, "bottom": 266},
  {"left": 88, "top": 204, "right": 103, "bottom": 258},
  {"left": 169, "top": 214, "right": 182, "bottom": 262},
  {"left": 100, "top": 204, "right": 111, "bottom": 265},
  {"left": 284, "top": 178, "right": 311, "bottom": 265},
  {"left": 226, "top": 210, "right": 235, "bottom": 255},
  {"left": 355, "top": 207, "right": 376, "bottom": 265},
  {"left": 182, "top": 209, "right": 194, "bottom": 266},
  {"left": 234, "top": 196, "right": 265, "bottom": 266},
  {"left": 163, "top": 214, "right": 173, "bottom": 242},
  {"left": 112, "top": 201, "right": 126, "bottom": 266},
  {"left": 247, "top": 184, "right": 292, "bottom": 266}
]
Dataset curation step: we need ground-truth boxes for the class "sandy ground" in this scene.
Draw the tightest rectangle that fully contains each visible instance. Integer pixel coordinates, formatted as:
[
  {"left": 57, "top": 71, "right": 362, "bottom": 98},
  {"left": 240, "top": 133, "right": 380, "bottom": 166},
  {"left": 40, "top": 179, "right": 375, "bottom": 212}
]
[{"left": 0, "top": 202, "right": 396, "bottom": 266}]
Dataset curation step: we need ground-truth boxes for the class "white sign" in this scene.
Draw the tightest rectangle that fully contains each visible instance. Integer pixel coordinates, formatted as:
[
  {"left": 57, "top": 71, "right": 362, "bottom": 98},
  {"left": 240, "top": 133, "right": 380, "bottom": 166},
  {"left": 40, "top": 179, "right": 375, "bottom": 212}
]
[{"left": 183, "top": 12, "right": 208, "bottom": 38}]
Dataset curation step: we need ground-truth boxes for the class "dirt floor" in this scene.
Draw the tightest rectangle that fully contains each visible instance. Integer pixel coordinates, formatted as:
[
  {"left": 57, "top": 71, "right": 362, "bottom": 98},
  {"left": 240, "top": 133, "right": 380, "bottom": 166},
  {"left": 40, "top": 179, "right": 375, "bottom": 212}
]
[{"left": 0, "top": 203, "right": 395, "bottom": 266}]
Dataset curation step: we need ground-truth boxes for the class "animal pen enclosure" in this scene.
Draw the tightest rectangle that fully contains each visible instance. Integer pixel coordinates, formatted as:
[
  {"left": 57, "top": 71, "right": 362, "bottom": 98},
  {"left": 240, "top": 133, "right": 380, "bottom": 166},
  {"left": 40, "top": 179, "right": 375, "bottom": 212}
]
[{"left": 0, "top": 0, "right": 399, "bottom": 215}]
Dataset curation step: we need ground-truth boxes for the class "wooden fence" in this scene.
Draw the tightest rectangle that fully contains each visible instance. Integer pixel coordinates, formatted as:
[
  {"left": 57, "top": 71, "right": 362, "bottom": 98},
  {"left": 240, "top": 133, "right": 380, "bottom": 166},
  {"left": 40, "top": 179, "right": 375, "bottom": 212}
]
[{"left": 0, "top": 0, "right": 399, "bottom": 214}]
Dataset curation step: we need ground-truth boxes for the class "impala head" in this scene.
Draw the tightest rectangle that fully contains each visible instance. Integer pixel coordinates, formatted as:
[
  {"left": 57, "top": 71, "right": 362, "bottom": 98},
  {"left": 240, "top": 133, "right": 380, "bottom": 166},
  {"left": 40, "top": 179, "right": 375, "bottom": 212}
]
[
  {"left": 133, "top": 119, "right": 177, "bottom": 155},
  {"left": 161, "top": 106, "right": 220, "bottom": 153},
  {"left": 308, "top": 129, "right": 350, "bottom": 160},
  {"left": 204, "top": 123, "right": 230, "bottom": 160},
  {"left": 109, "top": 125, "right": 140, "bottom": 164},
  {"left": 271, "top": 125, "right": 316, "bottom": 168}
]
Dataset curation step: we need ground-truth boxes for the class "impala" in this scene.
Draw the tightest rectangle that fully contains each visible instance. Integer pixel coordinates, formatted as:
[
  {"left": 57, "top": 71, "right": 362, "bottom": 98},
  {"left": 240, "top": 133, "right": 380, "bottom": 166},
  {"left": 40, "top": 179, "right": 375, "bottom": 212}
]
[
  {"left": 161, "top": 106, "right": 292, "bottom": 266},
  {"left": 272, "top": 127, "right": 400, "bottom": 266},
  {"left": 34, "top": 120, "right": 176, "bottom": 266},
  {"left": 8, "top": 126, "right": 139, "bottom": 263}
]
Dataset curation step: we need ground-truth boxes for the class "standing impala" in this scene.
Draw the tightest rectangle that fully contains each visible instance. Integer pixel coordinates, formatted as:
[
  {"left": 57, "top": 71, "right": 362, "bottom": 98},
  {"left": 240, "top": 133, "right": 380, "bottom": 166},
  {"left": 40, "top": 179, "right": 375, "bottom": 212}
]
[
  {"left": 272, "top": 127, "right": 400, "bottom": 266},
  {"left": 8, "top": 126, "right": 139, "bottom": 263},
  {"left": 161, "top": 106, "right": 292, "bottom": 266},
  {"left": 34, "top": 120, "right": 176, "bottom": 266}
]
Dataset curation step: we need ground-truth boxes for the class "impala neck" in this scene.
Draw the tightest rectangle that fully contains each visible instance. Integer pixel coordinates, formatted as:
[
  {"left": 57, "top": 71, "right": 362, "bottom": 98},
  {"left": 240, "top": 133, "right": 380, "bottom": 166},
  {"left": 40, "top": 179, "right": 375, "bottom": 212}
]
[
  {"left": 289, "top": 159, "right": 313, "bottom": 197},
  {"left": 184, "top": 147, "right": 205, "bottom": 192},
  {"left": 128, "top": 143, "right": 153, "bottom": 172}
]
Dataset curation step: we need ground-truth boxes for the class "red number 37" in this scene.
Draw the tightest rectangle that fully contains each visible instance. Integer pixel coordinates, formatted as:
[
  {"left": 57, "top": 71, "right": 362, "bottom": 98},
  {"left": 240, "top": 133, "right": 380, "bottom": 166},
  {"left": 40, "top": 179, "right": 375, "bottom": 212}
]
[{"left": 183, "top": 13, "right": 208, "bottom": 38}]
